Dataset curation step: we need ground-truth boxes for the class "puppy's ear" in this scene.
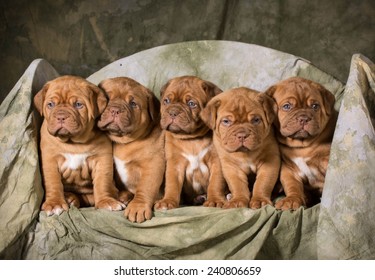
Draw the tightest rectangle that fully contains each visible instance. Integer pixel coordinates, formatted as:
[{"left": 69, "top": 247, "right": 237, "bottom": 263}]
[
  {"left": 257, "top": 93, "right": 277, "bottom": 125},
  {"left": 90, "top": 84, "right": 108, "bottom": 117},
  {"left": 34, "top": 82, "right": 50, "bottom": 116},
  {"left": 316, "top": 83, "right": 336, "bottom": 116},
  {"left": 147, "top": 90, "right": 161, "bottom": 122},
  {"left": 159, "top": 81, "right": 171, "bottom": 99},
  {"left": 264, "top": 85, "right": 277, "bottom": 99},
  {"left": 202, "top": 81, "right": 223, "bottom": 99},
  {"left": 200, "top": 98, "right": 221, "bottom": 130}
]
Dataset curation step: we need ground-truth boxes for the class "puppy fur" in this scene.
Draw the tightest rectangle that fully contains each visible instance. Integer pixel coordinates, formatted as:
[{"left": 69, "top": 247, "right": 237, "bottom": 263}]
[
  {"left": 34, "top": 75, "right": 124, "bottom": 216},
  {"left": 201, "top": 87, "right": 281, "bottom": 209},
  {"left": 265, "top": 76, "right": 337, "bottom": 210},
  {"left": 154, "top": 75, "right": 226, "bottom": 209},
  {"left": 98, "top": 77, "right": 165, "bottom": 223}
]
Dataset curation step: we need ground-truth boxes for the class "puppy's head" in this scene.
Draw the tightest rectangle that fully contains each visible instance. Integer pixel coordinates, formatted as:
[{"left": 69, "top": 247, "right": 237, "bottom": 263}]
[
  {"left": 160, "top": 76, "right": 222, "bottom": 137},
  {"left": 34, "top": 75, "right": 107, "bottom": 142},
  {"left": 201, "top": 87, "right": 277, "bottom": 152},
  {"left": 97, "top": 77, "right": 160, "bottom": 143},
  {"left": 265, "top": 77, "right": 335, "bottom": 145}
]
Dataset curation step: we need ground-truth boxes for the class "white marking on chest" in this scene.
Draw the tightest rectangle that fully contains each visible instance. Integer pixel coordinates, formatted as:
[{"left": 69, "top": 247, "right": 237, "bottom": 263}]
[
  {"left": 182, "top": 147, "right": 210, "bottom": 176},
  {"left": 62, "top": 153, "right": 89, "bottom": 170},
  {"left": 114, "top": 156, "right": 129, "bottom": 185},
  {"left": 292, "top": 157, "right": 317, "bottom": 182}
]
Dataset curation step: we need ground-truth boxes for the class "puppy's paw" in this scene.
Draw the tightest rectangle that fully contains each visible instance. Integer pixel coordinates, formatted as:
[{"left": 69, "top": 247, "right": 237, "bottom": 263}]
[
  {"left": 275, "top": 196, "right": 305, "bottom": 210},
  {"left": 249, "top": 197, "right": 273, "bottom": 209},
  {"left": 42, "top": 199, "right": 69, "bottom": 216},
  {"left": 118, "top": 190, "right": 134, "bottom": 206},
  {"left": 204, "top": 197, "right": 226, "bottom": 208},
  {"left": 154, "top": 199, "right": 178, "bottom": 210},
  {"left": 223, "top": 198, "right": 249, "bottom": 209},
  {"left": 124, "top": 201, "right": 153, "bottom": 223},
  {"left": 96, "top": 197, "right": 126, "bottom": 211}
]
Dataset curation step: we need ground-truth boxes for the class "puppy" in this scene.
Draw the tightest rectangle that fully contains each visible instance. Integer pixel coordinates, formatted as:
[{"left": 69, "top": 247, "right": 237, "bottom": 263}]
[
  {"left": 201, "top": 87, "right": 280, "bottom": 209},
  {"left": 34, "top": 75, "right": 125, "bottom": 216},
  {"left": 154, "top": 76, "right": 226, "bottom": 210},
  {"left": 97, "top": 77, "right": 165, "bottom": 223},
  {"left": 265, "top": 77, "right": 337, "bottom": 210}
]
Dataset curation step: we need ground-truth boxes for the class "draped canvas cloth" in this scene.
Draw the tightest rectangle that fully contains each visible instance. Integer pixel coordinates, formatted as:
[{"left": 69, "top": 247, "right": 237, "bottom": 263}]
[{"left": 0, "top": 41, "right": 373, "bottom": 259}]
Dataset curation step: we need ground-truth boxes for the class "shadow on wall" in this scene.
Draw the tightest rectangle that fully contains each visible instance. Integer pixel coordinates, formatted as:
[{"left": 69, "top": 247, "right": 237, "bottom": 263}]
[{"left": 1, "top": 0, "right": 374, "bottom": 104}]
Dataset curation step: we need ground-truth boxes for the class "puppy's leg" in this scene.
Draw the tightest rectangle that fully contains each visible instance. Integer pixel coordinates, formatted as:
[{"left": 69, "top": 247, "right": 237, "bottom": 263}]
[
  {"left": 222, "top": 163, "right": 250, "bottom": 208},
  {"left": 125, "top": 161, "right": 164, "bottom": 222},
  {"left": 204, "top": 159, "right": 226, "bottom": 208},
  {"left": 154, "top": 160, "right": 186, "bottom": 210},
  {"left": 275, "top": 164, "right": 306, "bottom": 210},
  {"left": 249, "top": 160, "right": 279, "bottom": 209},
  {"left": 92, "top": 155, "right": 125, "bottom": 211},
  {"left": 41, "top": 159, "right": 69, "bottom": 216}
]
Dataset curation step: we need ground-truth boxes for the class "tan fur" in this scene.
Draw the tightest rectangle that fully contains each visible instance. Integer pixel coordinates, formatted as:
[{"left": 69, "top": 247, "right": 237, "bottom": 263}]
[
  {"left": 34, "top": 75, "right": 124, "bottom": 216},
  {"left": 201, "top": 87, "right": 280, "bottom": 209},
  {"left": 265, "top": 77, "right": 337, "bottom": 210},
  {"left": 154, "top": 76, "right": 226, "bottom": 209},
  {"left": 98, "top": 77, "right": 165, "bottom": 223}
]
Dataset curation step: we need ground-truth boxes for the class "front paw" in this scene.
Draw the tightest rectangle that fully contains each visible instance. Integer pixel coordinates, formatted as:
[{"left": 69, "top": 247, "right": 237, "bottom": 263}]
[
  {"left": 42, "top": 199, "right": 69, "bottom": 216},
  {"left": 275, "top": 196, "right": 305, "bottom": 210},
  {"left": 124, "top": 201, "right": 153, "bottom": 223},
  {"left": 223, "top": 197, "right": 249, "bottom": 208},
  {"left": 249, "top": 196, "right": 273, "bottom": 209},
  {"left": 96, "top": 197, "right": 125, "bottom": 211},
  {"left": 204, "top": 196, "right": 226, "bottom": 208},
  {"left": 154, "top": 199, "right": 178, "bottom": 210}
]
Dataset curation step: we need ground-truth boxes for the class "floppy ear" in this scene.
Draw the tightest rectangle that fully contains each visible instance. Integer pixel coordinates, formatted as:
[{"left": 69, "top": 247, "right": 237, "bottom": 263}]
[
  {"left": 34, "top": 82, "right": 50, "bottom": 116},
  {"left": 200, "top": 98, "right": 221, "bottom": 130},
  {"left": 256, "top": 93, "right": 278, "bottom": 125},
  {"left": 201, "top": 81, "right": 223, "bottom": 99},
  {"left": 264, "top": 84, "right": 277, "bottom": 99},
  {"left": 316, "top": 83, "right": 336, "bottom": 116},
  {"left": 147, "top": 90, "right": 161, "bottom": 122},
  {"left": 90, "top": 84, "right": 108, "bottom": 117}
]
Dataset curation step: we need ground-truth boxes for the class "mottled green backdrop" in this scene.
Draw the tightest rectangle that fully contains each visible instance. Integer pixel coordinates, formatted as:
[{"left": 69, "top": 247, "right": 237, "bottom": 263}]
[{"left": 0, "top": 0, "right": 374, "bottom": 103}]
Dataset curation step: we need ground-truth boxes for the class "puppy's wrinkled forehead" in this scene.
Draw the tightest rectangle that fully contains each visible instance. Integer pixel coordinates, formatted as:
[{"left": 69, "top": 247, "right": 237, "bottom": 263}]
[
  {"left": 220, "top": 89, "right": 261, "bottom": 118},
  {"left": 100, "top": 78, "right": 147, "bottom": 99},
  {"left": 276, "top": 80, "right": 323, "bottom": 103},
  {"left": 165, "top": 78, "right": 206, "bottom": 99},
  {"left": 47, "top": 77, "right": 92, "bottom": 101}
]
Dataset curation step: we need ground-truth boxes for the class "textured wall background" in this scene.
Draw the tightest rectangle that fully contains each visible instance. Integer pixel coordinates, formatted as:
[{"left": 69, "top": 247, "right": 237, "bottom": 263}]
[{"left": 1, "top": 0, "right": 374, "bottom": 104}]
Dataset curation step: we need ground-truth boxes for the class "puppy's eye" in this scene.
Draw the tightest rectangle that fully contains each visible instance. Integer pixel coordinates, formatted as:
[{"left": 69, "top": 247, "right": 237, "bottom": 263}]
[
  {"left": 251, "top": 116, "right": 262, "bottom": 125},
  {"left": 163, "top": 98, "right": 171, "bottom": 105},
  {"left": 221, "top": 118, "right": 232, "bottom": 127},
  {"left": 74, "top": 102, "right": 84, "bottom": 109},
  {"left": 282, "top": 103, "right": 292, "bottom": 111},
  {"left": 47, "top": 101, "right": 55, "bottom": 109},
  {"left": 187, "top": 100, "right": 197, "bottom": 108},
  {"left": 311, "top": 103, "right": 320, "bottom": 110},
  {"left": 130, "top": 101, "right": 137, "bottom": 108}
]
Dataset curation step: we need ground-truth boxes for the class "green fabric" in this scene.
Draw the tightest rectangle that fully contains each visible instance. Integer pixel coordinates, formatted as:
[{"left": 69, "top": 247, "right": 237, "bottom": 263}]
[{"left": 0, "top": 41, "right": 373, "bottom": 259}]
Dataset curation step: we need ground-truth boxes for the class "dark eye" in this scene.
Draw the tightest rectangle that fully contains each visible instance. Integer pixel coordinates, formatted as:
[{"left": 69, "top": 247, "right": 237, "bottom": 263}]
[
  {"left": 311, "top": 103, "right": 320, "bottom": 110},
  {"left": 282, "top": 103, "right": 292, "bottom": 111},
  {"left": 221, "top": 118, "right": 232, "bottom": 127},
  {"left": 251, "top": 116, "right": 262, "bottom": 125},
  {"left": 163, "top": 98, "right": 170, "bottom": 105},
  {"left": 47, "top": 101, "right": 55, "bottom": 109},
  {"left": 74, "top": 102, "right": 84, "bottom": 109},
  {"left": 130, "top": 101, "right": 137, "bottom": 108},
  {"left": 187, "top": 100, "right": 197, "bottom": 108}
]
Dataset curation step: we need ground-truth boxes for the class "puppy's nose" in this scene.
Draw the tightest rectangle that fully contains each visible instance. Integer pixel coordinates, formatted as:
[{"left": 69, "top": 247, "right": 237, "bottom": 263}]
[
  {"left": 55, "top": 112, "right": 69, "bottom": 123},
  {"left": 110, "top": 107, "right": 121, "bottom": 116},
  {"left": 297, "top": 115, "right": 311, "bottom": 125},
  {"left": 168, "top": 108, "right": 180, "bottom": 118},
  {"left": 236, "top": 132, "right": 248, "bottom": 142}
]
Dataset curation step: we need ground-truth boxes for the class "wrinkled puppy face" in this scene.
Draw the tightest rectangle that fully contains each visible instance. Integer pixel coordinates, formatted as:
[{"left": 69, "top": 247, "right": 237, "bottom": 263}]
[
  {"left": 201, "top": 87, "right": 276, "bottom": 152},
  {"left": 265, "top": 77, "right": 335, "bottom": 140},
  {"left": 97, "top": 77, "right": 160, "bottom": 141},
  {"left": 34, "top": 75, "right": 107, "bottom": 142},
  {"left": 160, "top": 76, "right": 222, "bottom": 135}
]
